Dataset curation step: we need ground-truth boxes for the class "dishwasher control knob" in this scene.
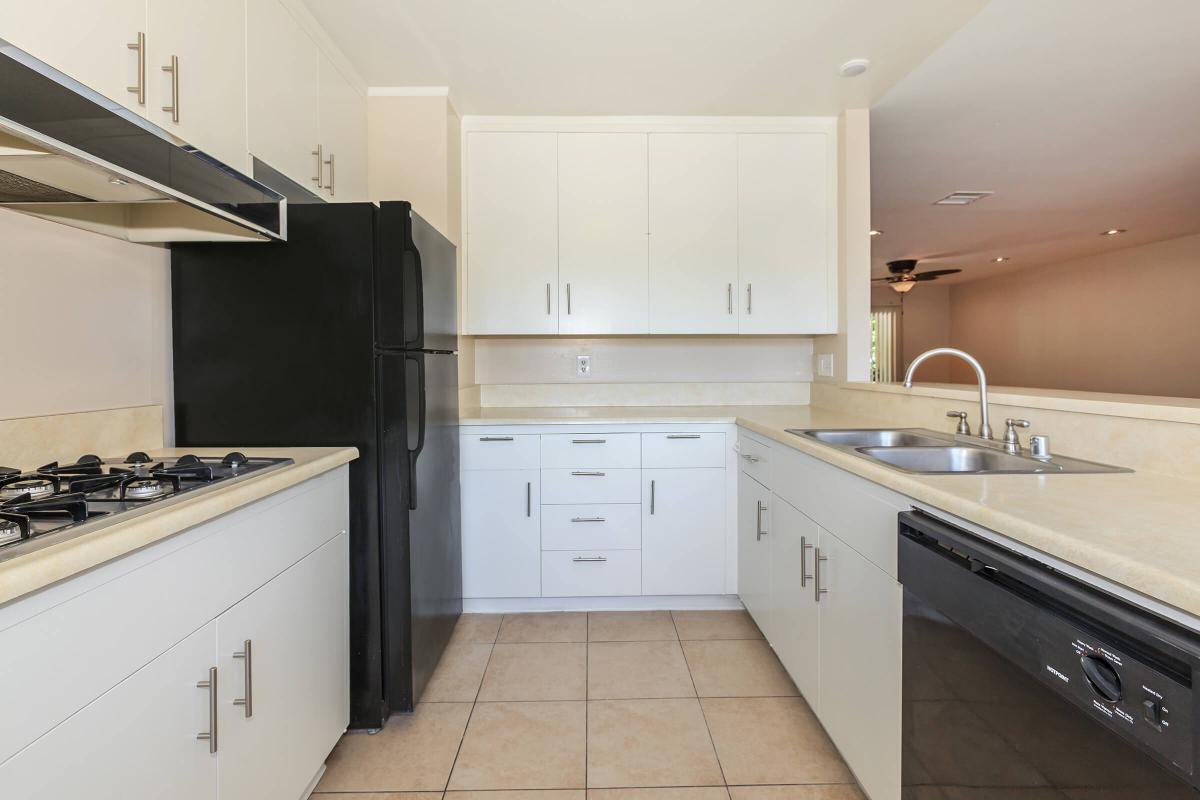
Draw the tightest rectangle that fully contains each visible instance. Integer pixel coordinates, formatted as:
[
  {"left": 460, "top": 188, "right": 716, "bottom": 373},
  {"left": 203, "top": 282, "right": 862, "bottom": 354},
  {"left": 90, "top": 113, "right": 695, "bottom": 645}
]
[{"left": 1081, "top": 654, "right": 1122, "bottom": 702}]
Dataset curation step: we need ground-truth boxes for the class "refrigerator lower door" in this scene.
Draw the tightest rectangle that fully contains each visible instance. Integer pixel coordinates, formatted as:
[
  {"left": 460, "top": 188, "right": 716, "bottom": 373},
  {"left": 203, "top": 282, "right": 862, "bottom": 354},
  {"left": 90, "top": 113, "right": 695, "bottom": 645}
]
[{"left": 377, "top": 351, "right": 462, "bottom": 712}]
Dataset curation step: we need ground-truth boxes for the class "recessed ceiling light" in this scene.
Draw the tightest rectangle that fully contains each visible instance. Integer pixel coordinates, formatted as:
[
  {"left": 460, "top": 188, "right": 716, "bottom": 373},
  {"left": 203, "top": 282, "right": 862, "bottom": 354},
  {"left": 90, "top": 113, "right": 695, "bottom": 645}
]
[
  {"left": 869, "top": 229, "right": 883, "bottom": 237},
  {"left": 839, "top": 59, "right": 871, "bottom": 78},
  {"left": 1102, "top": 228, "right": 1127, "bottom": 236},
  {"left": 934, "top": 191, "right": 994, "bottom": 206},
  {"left": 108, "top": 176, "right": 130, "bottom": 186},
  {"left": 991, "top": 256, "right": 1009, "bottom": 263}
]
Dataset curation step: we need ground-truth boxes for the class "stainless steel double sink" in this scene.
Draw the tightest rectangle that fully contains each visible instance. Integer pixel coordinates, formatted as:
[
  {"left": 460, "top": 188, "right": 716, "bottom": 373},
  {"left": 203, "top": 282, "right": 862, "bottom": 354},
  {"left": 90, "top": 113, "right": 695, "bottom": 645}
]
[{"left": 787, "top": 428, "right": 1130, "bottom": 475}]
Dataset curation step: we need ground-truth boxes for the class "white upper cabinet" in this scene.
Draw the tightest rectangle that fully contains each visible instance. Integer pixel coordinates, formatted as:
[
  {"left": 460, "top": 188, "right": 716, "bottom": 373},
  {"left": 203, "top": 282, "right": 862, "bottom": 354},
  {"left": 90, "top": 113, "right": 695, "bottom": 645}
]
[
  {"left": 247, "top": 0, "right": 320, "bottom": 189},
  {"left": 558, "top": 133, "right": 649, "bottom": 334},
  {"left": 648, "top": 133, "right": 739, "bottom": 334},
  {"left": 466, "top": 132, "right": 559, "bottom": 334},
  {"left": 317, "top": 51, "right": 367, "bottom": 202},
  {"left": 738, "top": 133, "right": 834, "bottom": 334},
  {"left": 1, "top": 0, "right": 149, "bottom": 116},
  {"left": 147, "top": 0, "right": 249, "bottom": 173}
]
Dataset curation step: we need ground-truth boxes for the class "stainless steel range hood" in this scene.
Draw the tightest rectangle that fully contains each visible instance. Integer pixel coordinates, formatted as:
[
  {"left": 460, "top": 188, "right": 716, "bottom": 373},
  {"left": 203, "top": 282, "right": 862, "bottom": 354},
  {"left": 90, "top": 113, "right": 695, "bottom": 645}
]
[{"left": 0, "top": 39, "right": 285, "bottom": 243}]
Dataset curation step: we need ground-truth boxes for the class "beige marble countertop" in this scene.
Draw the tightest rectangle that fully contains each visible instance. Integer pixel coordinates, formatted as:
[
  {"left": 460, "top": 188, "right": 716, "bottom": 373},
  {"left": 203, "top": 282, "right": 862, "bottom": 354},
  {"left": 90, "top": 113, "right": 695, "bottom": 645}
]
[
  {"left": 0, "top": 446, "right": 358, "bottom": 606},
  {"left": 464, "top": 404, "right": 1200, "bottom": 620}
]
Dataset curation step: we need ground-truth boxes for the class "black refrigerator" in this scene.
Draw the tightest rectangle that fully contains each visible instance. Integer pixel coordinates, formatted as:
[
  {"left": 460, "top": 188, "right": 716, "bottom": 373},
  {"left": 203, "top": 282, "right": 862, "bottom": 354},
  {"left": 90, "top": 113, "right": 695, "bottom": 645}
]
[{"left": 171, "top": 201, "right": 461, "bottom": 729}]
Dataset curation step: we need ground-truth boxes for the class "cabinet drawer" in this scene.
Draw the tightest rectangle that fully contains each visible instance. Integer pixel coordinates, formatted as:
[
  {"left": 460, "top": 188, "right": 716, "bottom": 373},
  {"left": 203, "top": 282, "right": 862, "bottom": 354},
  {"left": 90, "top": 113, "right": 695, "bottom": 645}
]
[
  {"left": 541, "top": 433, "right": 640, "bottom": 468},
  {"left": 736, "top": 432, "right": 772, "bottom": 487},
  {"left": 542, "top": 504, "right": 641, "bottom": 550},
  {"left": 542, "top": 468, "right": 641, "bottom": 504},
  {"left": 461, "top": 433, "right": 540, "bottom": 470},
  {"left": 541, "top": 550, "right": 642, "bottom": 597},
  {"left": 641, "top": 432, "right": 725, "bottom": 468}
]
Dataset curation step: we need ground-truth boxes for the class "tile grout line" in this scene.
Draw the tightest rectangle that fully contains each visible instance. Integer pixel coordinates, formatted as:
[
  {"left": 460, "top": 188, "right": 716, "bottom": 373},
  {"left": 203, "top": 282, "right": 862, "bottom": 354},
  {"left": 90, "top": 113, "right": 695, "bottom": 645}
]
[
  {"left": 584, "top": 611, "right": 590, "bottom": 792},
  {"left": 440, "top": 617, "right": 502, "bottom": 794},
  {"left": 672, "top": 610, "right": 732, "bottom": 792}
]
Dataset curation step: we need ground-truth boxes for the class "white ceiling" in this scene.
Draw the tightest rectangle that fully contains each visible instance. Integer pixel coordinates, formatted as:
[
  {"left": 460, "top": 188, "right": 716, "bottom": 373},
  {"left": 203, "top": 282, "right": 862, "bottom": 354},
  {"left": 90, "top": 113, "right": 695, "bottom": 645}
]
[
  {"left": 870, "top": 0, "right": 1200, "bottom": 285},
  {"left": 303, "top": 0, "right": 986, "bottom": 115}
]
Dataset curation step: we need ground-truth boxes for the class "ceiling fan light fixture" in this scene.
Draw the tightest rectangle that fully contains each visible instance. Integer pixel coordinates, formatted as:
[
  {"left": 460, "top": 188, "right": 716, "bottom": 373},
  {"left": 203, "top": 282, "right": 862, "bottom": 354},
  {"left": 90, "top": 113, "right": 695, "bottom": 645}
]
[{"left": 891, "top": 278, "right": 917, "bottom": 294}]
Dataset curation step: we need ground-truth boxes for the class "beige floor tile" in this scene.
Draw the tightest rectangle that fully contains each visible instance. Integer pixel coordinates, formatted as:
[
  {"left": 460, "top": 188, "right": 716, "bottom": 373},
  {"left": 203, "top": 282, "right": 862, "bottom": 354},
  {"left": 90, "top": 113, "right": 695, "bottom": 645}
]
[
  {"left": 672, "top": 610, "right": 764, "bottom": 641},
  {"left": 728, "top": 786, "right": 864, "bottom": 800},
  {"left": 449, "top": 701, "right": 586, "bottom": 790},
  {"left": 449, "top": 792, "right": 585, "bottom": 800},
  {"left": 451, "top": 614, "right": 503, "bottom": 644},
  {"left": 682, "top": 640, "right": 799, "bottom": 698},
  {"left": 313, "top": 795, "right": 444, "bottom": 800},
  {"left": 499, "top": 612, "right": 588, "bottom": 643},
  {"left": 588, "top": 611, "right": 679, "bottom": 641},
  {"left": 317, "top": 703, "right": 472, "bottom": 792},
  {"left": 423, "top": 642, "right": 494, "bottom": 702},
  {"left": 478, "top": 643, "right": 587, "bottom": 701},
  {"left": 590, "top": 789, "right": 730, "bottom": 800},
  {"left": 701, "top": 697, "right": 853, "bottom": 785},
  {"left": 588, "top": 641, "right": 696, "bottom": 699},
  {"left": 587, "top": 698, "right": 725, "bottom": 788}
]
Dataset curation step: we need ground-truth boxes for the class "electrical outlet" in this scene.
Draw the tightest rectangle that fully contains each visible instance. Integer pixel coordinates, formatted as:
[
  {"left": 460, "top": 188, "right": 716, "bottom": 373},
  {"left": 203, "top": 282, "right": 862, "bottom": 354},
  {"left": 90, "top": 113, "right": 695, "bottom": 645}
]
[
  {"left": 817, "top": 353, "right": 835, "bottom": 378},
  {"left": 576, "top": 354, "right": 592, "bottom": 378}
]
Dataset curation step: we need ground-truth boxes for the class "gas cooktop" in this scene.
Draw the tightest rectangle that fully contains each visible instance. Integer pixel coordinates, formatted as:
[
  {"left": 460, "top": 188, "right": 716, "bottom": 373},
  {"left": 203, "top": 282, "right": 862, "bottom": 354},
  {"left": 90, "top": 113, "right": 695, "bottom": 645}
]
[{"left": 0, "top": 452, "right": 293, "bottom": 553}]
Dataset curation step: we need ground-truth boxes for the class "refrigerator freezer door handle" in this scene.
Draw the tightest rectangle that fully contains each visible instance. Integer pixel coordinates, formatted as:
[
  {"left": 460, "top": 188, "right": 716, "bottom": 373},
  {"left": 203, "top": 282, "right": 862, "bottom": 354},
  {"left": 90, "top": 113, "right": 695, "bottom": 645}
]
[
  {"left": 406, "top": 352, "right": 427, "bottom": 510},
  {"left": 405, "top": 229, "right": 426, "bottom": 350}
]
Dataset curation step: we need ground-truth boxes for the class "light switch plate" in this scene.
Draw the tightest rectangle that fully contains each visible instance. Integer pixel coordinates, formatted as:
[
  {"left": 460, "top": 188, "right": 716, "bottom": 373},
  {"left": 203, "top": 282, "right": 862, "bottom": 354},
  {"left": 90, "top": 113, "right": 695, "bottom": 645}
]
[
  {"left": 576, "top": 354, "right": 592, "bottom": 378},
  {"left": 817, "top": 353, "right": 835, "bottom": 378}
]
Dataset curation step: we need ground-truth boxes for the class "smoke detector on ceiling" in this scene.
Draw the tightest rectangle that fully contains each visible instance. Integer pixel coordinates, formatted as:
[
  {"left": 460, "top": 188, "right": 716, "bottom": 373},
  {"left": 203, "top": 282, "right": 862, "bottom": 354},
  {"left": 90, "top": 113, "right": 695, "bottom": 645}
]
[
  {"left": 839, "top": 59, "right": 871, "bottom": 77},
  {"left": 934, "top": 191, "right": 994, "bottom": 206}
]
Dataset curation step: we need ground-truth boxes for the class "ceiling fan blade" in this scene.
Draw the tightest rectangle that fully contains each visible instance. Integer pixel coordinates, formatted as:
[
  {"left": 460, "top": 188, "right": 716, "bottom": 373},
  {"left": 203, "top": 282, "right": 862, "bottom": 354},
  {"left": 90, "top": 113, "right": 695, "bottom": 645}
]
[
  {"left": 871, "top": 276, "right": 898, "bottom": 282},
  {"left": 912, "top": 269, "right": 963, "bottom": 281}
]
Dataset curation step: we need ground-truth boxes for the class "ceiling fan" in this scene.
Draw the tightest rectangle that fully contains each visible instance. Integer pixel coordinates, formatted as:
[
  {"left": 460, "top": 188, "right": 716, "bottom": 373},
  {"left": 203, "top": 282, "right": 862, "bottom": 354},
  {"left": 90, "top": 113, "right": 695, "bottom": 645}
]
[{"left": 873, "top": 259, "right": 961, "bottom": 294}]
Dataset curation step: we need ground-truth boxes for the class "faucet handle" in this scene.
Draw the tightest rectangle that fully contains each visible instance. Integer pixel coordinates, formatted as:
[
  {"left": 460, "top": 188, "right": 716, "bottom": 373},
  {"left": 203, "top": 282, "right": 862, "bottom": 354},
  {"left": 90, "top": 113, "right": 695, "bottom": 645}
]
[
  {"left": 946, "top": 410, "right": 971, "bottom": 436},
  {"left": 1003, "top": 418, "right": 1031, "bottom": 452}
]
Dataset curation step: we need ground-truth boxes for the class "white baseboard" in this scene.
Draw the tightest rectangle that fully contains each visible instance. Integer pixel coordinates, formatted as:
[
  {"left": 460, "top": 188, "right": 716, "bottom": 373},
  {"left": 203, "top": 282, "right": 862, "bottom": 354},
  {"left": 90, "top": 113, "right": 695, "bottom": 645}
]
[{"left": 463, "top": 594, "right": 743, "bottom": 613}]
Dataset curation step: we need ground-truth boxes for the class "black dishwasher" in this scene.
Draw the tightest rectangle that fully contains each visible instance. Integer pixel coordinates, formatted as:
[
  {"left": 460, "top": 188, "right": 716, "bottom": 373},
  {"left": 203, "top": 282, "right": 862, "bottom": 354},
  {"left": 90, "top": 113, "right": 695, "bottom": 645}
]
[{"left": 899, "top": 510, "right": 1200, "bottom": 797}]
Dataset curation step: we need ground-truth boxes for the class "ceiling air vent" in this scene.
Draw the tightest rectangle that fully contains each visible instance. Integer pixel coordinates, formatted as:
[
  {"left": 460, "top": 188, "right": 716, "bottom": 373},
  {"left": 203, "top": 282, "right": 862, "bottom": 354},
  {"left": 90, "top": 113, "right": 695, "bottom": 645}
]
[{"left": 934, "top": 190, "right": 993, "bottom": 206}]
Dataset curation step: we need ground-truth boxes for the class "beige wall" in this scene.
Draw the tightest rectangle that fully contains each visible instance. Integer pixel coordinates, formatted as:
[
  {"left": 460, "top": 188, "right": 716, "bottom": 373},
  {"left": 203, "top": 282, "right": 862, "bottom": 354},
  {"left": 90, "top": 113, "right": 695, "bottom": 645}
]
[
  {"left": 944, "top": 233, "right": 1200, "bottom": 397},
  {"left": 873, "top": 284, "right": 952, "bottom": 382},
  {"left": 0, "top": 211, "right": 172, "bottom": 429}
]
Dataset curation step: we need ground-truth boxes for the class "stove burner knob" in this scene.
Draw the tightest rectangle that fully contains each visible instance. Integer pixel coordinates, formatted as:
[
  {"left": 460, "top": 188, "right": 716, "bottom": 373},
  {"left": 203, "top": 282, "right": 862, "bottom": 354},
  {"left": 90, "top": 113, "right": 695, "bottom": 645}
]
[
  {"left": 222, "top": 451, "right": 249, "bottom": 468},
  {"left": 1081, "top": 654, "right": 1122, "bottom": 703},
  {"left": 124, "top": 451, "right": 152, "bottom": 465},
  {"left": 176, "top": 454, "right": 201, "bottom": 465},
  {"left": 77, "top": 454, "right": 102, "bottom": 466}
]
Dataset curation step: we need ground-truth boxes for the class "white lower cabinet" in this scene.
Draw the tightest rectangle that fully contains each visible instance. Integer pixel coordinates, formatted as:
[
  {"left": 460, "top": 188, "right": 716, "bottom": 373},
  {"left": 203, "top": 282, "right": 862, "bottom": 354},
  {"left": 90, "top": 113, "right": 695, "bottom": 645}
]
[
  {"left": 816, "top": 528, "right": 902, "bottom": 800},
  {"left": 461, "top": 468, "right": 540, "bottom": 598},
  {"left": 642, "top": 467, "right": 726, "bottom": 595},
  {"left": 737, "top": 470, "right": 772, "bottom": 627},
  {"left": 217, "top": 535, "right": 349, "bottom": 800},
  {"left": 769, "top": 498, "right": 820, "bottom": 703},
  {"left": 542, "top": 550, "right": 641, "bottom": 597},
  {"left": 0, "top": 621, "right": 218, "bottom": 800}
]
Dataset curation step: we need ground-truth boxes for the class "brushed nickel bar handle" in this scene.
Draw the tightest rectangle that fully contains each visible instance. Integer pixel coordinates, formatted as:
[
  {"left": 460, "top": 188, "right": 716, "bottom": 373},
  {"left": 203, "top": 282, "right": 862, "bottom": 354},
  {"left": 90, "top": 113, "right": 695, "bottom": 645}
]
[
  {"left": 526, "top": 481, "right": 531, "bottom": 517},
  {"left": 800, "top": 536, "right": 813, "bottom": 587},
  {"left": 814, "top": 548, "right": 829, "bottom": 602},
  {"left": 324, "top": 152, "right": 336, "bottom": 197},
  {"left": 546, "top": 283, "right": 551, "bottom": 314},
  {"left": 196, "top": 666, "right": 217, "bottom": 753},
  {"left": 746, "top": 283, "right": 752, "bottom": 314},
  {"left": 650, "top": 479, "right": 655, "bottom": 514},
  {"left": 727, "top": 283, "right": 733, "bottom": 314},
  {"left": 127, "top": 33, "right": 145, "bottom": 105},
  {"left": 666, "top": 434, "right": 701, "bottom": 439},
  {"left": 572, "top": 438, "right": 607, "bottom": 444},
  {"left": 570, "top": 470, "right": 606, "bottom": 476},
  {"left": 741, "top": 453, "right": 760, "bottom": 463},
  {"left": 479, "top": 436, "right": 513, "bottom": 441},
  {"left": 311, "top": 144, "right": 324, "bottom": 188},
  {"left": 232, "top": 639, "right": 252, "bottom": 718},
  {"left": 161, "top": 55, "right": 179, "bottom": 122},
  {"left": 566, "top": 283, "right": 572, "bottom": 315},
  {"left": 755, "top": 501, "right": 767, "bottom": 540},
  {"left": 573, "top": 556, "right": 607, "bottom": 562},
  {"left": 570, "top": 516, "right": 606, "bottom": 523}
]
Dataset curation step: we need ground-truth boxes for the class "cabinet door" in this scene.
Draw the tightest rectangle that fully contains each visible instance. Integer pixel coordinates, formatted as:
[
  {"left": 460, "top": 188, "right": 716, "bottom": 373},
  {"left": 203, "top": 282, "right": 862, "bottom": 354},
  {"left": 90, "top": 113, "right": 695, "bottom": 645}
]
[
  {"left": 0, "top": 622, "right": 218, "bottom": 800},
  {"left": 737, "top": 471, "right": 772, "bottom": 630},
  {"left": 147, "top": 0, "right": 249, "bottom": 172},
  {"left": 462, "top": 469, "right": 541, "bottom": 597},
  {"left": 738, "top": 133, "right": 833, "bottom": 333},
  {"left": 1, "top": 0, "right": 147, "bottom": 116},
  {"left": 465, "top": 132, "right": 558, "bottom": 334},
  {"left": 643, "top": 468, "right": 726, "bottom": 595},
  {"left": 817, "top": 529, "right": 902, "bottom": 800},
  {"left": 648, "top": 133, "right": 738, "bottom": 333},
  {"left": 247, "top": 0, "right": 320, "bottom": 188},
  {"left": 217, "top": 534, "right": 350, "bottom": 800},
  {"left": 769, "top": 497, "right": 819, "bottom": 703},
  {"left": 318, "top": 51, "right": 367, "bottom": 202},
  {"left": 558, "top": 133, "right": 649, "bottom": 334}
]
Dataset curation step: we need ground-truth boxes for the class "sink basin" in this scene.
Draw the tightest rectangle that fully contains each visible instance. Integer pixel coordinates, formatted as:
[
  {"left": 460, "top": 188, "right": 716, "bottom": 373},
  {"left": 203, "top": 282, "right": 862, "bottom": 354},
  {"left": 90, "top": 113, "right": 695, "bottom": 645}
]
[
  {"left": 856, "top": 446, "right": 1062, "bottom": 474},
  {"left": 789, "top": 429, "right": 949, "bottom": 448}
]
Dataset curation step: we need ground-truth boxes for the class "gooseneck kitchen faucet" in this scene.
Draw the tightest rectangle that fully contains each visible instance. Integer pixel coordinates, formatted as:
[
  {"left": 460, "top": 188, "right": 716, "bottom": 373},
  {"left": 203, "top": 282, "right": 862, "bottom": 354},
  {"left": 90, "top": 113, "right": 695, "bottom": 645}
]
[{"left": 903, "top": 348, "right": 994, "bottom": 440}]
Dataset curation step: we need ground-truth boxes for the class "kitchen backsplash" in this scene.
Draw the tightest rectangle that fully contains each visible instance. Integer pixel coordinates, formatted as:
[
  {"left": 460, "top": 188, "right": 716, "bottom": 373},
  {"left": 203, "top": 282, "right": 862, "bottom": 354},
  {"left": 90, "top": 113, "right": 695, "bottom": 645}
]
[{"left": 0, "top": 406, "right": 164, "bottom": 470}]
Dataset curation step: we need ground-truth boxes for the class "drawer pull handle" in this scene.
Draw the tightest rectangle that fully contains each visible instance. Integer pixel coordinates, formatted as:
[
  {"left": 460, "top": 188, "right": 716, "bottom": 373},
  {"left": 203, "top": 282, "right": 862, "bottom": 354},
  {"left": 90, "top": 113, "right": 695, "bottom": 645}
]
[
  {"left": 666, "top": 434, "right": 701, "bottom": 439},
  {"left": 571, "top": 470, "right": 606, "bottom": 476},
  {"left": 573, "top": 556, "right": 608, "bottom": 563},
  {"left": 526, "top": 481, "right": 532, "bottom": 517},
  {"left": 650, "top": 479, "right": 655, "bottom": 514},
  {"left": 570, "top": 516, "right": 606, "bottom": 523},
  {"left": 741, "top": 453, "right": 760, "bottom": 463},
  {"left": 572, "top": 438, "right": 607, "bottom": 444},
  {"left": 479, "top": 436, "right": 514, "bottom": 442}
]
